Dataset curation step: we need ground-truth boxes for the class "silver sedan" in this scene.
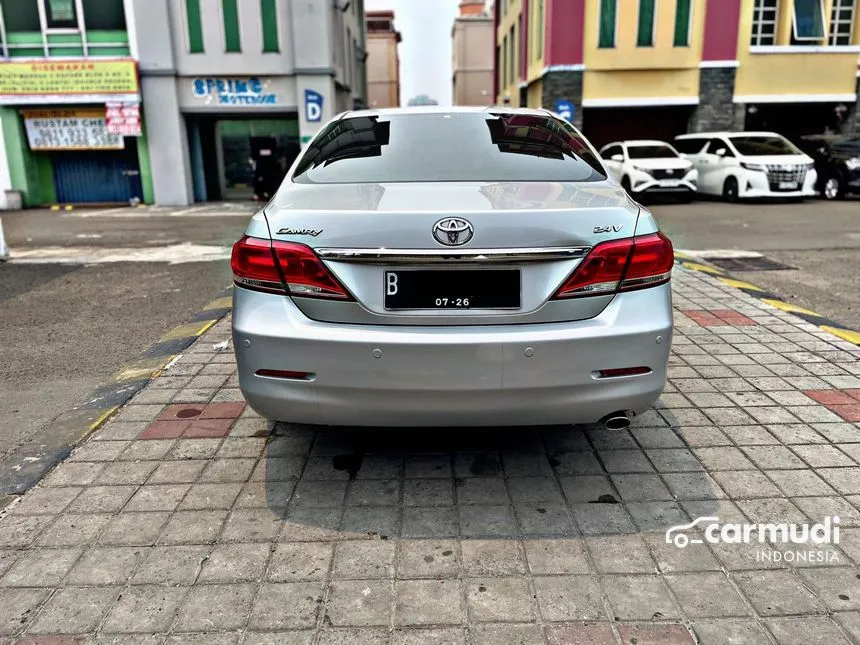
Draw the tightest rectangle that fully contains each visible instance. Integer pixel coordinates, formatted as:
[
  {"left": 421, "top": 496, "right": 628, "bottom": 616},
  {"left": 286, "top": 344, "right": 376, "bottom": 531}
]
[{"left": 231, "top": 107, "right": 674, "bottom": 429}]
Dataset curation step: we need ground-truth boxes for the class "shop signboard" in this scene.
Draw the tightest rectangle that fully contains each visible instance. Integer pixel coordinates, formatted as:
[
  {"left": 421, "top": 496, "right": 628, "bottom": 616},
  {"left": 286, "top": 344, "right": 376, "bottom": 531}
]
[
  {"left": 23, "top": 108, "right": 124, "bottom": 151},
  {"left": 0, "top": 60, "right": 139, "bottom": 105},
  {"left": 191, "top": 77, "right": 278, "bottom": 106},
  {"left": 105, "top": 101, "right": 141, "bottom": 136}
]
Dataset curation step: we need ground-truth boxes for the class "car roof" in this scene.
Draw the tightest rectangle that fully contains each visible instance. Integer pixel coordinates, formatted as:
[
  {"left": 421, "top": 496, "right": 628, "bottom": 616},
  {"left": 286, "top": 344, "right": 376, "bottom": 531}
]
[
  {"left": 341, "top": 105, "right": 556, "bottom": 119},
  {"left": 676, "top": 131, "right": 782, "bottom": 139},
  {"left": 622, "top": 139, "right": 673, "bottom": 146}
]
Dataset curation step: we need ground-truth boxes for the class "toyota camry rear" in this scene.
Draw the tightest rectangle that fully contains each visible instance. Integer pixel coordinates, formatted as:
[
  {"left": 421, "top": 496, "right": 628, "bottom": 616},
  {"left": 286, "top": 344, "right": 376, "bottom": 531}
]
[{"left": 231, "top": 107, "right": 674, "bottom": 427}]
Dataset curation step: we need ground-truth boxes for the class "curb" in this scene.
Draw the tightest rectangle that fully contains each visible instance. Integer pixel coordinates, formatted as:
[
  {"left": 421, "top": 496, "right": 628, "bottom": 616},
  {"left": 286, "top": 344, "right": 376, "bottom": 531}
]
[
  {"left": 0, "top": 288, "right": 234, "bottom": 501},
  {"left": 674, "top": 252, "right": 860, "bottom": 347}
]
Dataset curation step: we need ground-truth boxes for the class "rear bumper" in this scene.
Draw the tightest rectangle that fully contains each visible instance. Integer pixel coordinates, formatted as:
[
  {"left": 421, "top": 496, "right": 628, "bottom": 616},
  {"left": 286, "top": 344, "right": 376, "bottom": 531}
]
[{"left": 232, "top": 284, "right": 673, "bottom": 427}]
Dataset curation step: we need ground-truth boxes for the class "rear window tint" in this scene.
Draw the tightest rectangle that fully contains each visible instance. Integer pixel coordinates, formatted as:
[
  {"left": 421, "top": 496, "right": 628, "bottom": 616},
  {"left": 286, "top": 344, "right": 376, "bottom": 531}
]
[
  {"left": 291, "top": 112, "right": 607, "bottom": 184},
  {"left": 674, "top": 138, "right": 708, "bottom": 154}
]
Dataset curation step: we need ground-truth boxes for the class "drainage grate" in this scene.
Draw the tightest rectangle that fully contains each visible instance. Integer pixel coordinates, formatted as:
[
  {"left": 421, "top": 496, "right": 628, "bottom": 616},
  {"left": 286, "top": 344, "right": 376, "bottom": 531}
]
[{"left": 708, "top": 256, "right": 797, "bottom": 272}]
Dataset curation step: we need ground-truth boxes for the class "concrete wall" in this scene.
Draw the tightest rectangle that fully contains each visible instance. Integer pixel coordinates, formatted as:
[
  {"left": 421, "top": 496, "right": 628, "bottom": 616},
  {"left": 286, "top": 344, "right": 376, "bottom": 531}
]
[
  {"left": 690, "top": 67, "right": 741, "bottom": 132},
  {"left": 453, "top": 17, "right": 493, "bottom": 105},
  {"left": 366, "top": 35, "right": 398, "bottom": 108}
]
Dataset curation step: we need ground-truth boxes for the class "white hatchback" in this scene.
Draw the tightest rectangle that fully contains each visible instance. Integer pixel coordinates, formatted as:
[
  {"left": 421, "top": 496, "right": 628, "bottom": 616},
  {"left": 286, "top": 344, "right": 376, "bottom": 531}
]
[
  {"left": 599, "top": 140, "right": 698, "bottom": 199},
  {"left": 674, "top": 131, "right": 817, "bottom": 201}
]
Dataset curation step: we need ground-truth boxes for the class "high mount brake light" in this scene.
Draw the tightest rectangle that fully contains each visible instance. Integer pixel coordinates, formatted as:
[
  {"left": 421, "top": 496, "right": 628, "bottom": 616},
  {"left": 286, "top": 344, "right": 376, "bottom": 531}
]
[
  {"left": 552, "top": 232, "right": 674, "bottom": 299},
  {"left": 231, "top": 236, "right": 352, "bottom": 300}
]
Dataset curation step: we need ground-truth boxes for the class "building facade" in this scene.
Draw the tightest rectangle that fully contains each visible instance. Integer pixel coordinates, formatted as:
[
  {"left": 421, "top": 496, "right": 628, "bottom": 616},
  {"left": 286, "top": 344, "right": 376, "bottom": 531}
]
[
  {"left": 495, "top": 0, "right": 860, "bottom": 148},
  {"left": 0, "top": 0, "right": 146, "bottom": 207},
  {"left": 452, "top": 0, "right": 494, "bottom": 105},
  {"left": 366, "top": 10, "right": 401, "bottom": 108},
  {"left": 133, "top": 0, "right": 368, "bottom": 205}
]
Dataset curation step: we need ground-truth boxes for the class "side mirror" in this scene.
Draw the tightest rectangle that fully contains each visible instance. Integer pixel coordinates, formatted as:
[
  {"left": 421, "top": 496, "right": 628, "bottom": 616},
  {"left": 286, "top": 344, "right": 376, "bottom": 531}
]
[
  {"left": 611, "top": 154, "right": 623, "bottom": 162},
  {"left": 715, "top": 148, "right": 727, "bottom": 157}
]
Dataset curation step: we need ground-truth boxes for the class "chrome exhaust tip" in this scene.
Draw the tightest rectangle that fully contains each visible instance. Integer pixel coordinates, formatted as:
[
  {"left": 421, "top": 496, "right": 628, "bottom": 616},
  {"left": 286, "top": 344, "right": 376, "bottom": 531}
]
[{"left": 601, "top": 412, "right": 631, "bottom": 430}]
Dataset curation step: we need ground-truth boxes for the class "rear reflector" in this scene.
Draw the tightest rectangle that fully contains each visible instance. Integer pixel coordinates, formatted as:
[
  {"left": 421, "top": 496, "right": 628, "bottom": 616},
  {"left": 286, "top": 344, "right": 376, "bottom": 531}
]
[
  {"left": 552, "top": 232, "right": 674, "bottom": 299},
  {"left": 597, "top": 366, "right": 652, "bottom": 378},
  {"left": 255, "top": 369, "right": 313, "bottom": 380},
  {"left": 231, "top": 236, "right": 352, "bottom": 300}
]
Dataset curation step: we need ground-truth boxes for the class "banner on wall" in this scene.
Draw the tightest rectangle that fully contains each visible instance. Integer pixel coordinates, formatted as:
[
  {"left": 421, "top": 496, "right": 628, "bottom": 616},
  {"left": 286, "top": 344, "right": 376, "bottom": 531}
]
[
  {"left": 105, "top": 101, "right": 141, "bottom": 136},
  {"left": 0, "top": 60, "right": 139, "bottom": 104},
  {"left": 22, "top": 108, "right": 124, "bottom": 151}
]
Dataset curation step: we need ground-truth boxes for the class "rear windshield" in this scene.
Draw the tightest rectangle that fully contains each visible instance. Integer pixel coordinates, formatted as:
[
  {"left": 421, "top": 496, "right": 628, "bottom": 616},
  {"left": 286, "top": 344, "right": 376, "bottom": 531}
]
[
  {"left": 626, "top": 145, "right": 678, "bottom": 159},
  {"left": 291, "top": 112, "right": 606, "bottom": 184},
  {"left": 730, "top": 136, "right": 800, "bottom": 156}
]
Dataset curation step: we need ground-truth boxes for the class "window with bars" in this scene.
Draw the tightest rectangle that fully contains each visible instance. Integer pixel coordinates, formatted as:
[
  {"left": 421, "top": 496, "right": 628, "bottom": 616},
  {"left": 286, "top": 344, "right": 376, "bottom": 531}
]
[
  {"left": 828, "top": 0, "right": 855, "bottom": 45},
  {"left": 750, "top": 0, "right": 778, "bottom": 45}
]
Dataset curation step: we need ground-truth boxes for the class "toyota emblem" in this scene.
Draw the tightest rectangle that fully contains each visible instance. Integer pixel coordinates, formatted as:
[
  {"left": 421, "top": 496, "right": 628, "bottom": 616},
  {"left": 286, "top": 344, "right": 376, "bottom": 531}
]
[{"left": 433, "top": 218, "right": 474, "bottom": 246}]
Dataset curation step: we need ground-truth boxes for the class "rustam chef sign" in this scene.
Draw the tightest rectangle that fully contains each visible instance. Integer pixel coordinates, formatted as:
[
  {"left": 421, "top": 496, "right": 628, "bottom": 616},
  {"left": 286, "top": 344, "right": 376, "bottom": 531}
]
[{"left": 23, "top": 108, "right": 123, "bottom": 150}]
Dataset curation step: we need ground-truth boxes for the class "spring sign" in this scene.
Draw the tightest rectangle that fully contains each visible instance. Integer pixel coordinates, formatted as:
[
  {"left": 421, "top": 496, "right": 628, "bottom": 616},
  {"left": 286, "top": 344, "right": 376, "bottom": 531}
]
[{"left": 192, "top": 77, "right": 277, "bottom": 106}]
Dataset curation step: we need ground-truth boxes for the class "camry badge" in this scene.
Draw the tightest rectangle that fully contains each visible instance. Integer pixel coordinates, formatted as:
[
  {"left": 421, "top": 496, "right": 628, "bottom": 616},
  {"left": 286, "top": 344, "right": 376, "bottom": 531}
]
[
  {"left": 666, "top": 169, "right": 674, "bottom": 175},
  {"left": 433, "top": 218, "right": 474, "bottom": 246},
  {"left": 277, "top": 228, "right": 323, "bottom": 236}
]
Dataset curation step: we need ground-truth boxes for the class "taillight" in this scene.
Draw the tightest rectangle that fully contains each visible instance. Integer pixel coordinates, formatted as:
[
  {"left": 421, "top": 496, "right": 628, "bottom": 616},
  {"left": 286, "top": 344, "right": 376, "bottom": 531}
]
[
  {"left": 552, "top": 232, "right": 673, "bottom": 299},
  {"left": 231, "top": 236, "right": 352, "bottom": 300},
  {"left": 231, "top": 236, "right": 284, "bottom": 294}
]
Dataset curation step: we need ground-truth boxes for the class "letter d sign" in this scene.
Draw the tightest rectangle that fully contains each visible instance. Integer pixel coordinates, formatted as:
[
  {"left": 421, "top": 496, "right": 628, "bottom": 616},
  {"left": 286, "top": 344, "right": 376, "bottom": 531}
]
[{"left": 304, "top": 89, "right": 323, "bottom": 123}]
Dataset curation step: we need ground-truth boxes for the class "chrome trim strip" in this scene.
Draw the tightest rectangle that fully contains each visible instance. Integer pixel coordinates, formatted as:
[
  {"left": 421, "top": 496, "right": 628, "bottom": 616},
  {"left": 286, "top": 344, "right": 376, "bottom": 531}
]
[{"left": 315, "top": 247, "right": 591, "bottom": 263}]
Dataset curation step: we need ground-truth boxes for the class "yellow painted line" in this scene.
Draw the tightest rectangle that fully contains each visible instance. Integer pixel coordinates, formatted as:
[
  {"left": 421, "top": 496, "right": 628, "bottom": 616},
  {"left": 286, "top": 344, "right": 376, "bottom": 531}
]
[
  {"left": 821, "top": 325, "right": 860, "bottom": 346},
  {"left": 681, "top": 261, "right": 724, "bottom": 275},
  {"left": 113, "top": 355, "right": 177, "bottom": 381},
  {"left": 718, "top": 277, "right": 766, "bottom": 292},
  {"left": 202, "top": 295, "right": 233, "bottom": 310},
  {"left": 50, "top": 205, "right": 60, "bottom": 211},
  {"left": 673, "top": 251, "right": 696, "bottom": 261},
  {"left": 64, "top": 205, "right": 73, "bottom": 211},
  {"left": 159, "top": 319, "right": 216, "bottom": 342},
  {"left": 87, "top": 406, "right": 119, "bottom": 432},
  {"left": 761, "top": 298, "right": 822, "bottom": 317}
]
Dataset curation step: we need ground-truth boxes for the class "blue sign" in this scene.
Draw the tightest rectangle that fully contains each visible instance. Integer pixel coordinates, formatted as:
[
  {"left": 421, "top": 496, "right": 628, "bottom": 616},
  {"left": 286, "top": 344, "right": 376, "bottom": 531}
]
[
  {"left": 304, "top": 89, "right": 324, "bottom": 123},
  {"left": 555, "top": 99, "right": 575, "bottom": 123},
  {"left": 192, "top": 77, "right": 276, "bottom": 105}
]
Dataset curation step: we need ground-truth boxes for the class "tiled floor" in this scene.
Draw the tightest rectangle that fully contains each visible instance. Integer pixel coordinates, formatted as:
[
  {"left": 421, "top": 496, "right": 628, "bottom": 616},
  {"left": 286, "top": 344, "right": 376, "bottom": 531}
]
[{"left": 1, "top": 267, "right": 860, "bottom": 644}]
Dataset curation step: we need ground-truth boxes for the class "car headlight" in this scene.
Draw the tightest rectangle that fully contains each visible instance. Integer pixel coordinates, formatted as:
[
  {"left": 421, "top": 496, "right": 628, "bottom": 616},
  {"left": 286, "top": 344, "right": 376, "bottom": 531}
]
[
  {"left": 632, "top": 165, "right": 652, "bottom": 175},
  {"left": 741, "top": 162, "right": 766, "bottom": 172},
  {"left": 805, "top": 162, "right": 815, "bottom": 170},
  {"left": 846, "top": 157, "right": 860, "bottom": 170}
]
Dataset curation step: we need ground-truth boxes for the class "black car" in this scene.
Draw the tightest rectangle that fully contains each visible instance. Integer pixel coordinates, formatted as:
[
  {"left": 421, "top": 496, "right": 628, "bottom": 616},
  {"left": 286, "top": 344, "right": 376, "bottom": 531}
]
[{"left": 797, "top": 134, "right": 860, "bottom": 200}]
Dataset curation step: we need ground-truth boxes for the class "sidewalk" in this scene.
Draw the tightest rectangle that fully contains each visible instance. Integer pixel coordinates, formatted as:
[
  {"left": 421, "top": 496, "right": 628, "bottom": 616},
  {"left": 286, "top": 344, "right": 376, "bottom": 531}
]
[{"left": 1, "top": 265, "right": 860, "bottom": 645}]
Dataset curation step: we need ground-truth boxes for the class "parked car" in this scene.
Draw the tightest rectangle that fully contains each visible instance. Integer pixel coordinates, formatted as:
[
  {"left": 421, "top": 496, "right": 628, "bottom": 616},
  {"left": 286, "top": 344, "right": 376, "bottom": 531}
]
[
  {"left": 230, "top": 107, "right": 674, "bottom": 429},
  {"left": 674, "top": 131, "right": 817, "bottom": 202},
  {"left": 599, "top": 140, "right": 698, "bottom": 199},
  {"left": 796, "top": 134, "right": 860, "bottom": 200}
]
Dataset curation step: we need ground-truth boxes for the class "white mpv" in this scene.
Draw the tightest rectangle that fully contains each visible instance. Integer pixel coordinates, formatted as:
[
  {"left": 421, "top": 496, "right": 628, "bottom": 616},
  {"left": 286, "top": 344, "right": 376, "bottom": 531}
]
[
  {"left": 674, "top": 131, "right": 817, "bottom": 201},
  {"left": 599, "top": 140, "right": 698, "bottom": 199}
]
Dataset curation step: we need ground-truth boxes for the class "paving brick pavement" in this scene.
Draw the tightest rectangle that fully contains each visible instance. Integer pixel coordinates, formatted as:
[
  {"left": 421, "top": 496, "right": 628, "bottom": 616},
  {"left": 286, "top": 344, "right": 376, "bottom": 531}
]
[{"left": 2, "top": 266, "right": 860, "bottom": 644}]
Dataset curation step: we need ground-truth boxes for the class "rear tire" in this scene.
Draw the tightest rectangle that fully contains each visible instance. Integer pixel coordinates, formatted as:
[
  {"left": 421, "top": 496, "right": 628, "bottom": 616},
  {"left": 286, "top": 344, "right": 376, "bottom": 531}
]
[
  {"left": 822, "top": 175, "right": 844, "bottom": 200},
  {"left": 722, "top": 177, "right": 740, "bottom": 203}
]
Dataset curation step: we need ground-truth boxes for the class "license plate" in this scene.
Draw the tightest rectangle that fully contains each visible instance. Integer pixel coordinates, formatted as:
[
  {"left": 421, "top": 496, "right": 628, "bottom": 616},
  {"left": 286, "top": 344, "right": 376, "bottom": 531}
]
[
  {"left": 661, "top": 180, "right": 682, "bottom": 187},
  {"left": 779, "top": 181, "right": 798, "bottom": 190},
  {"left": 384, "top": 269, "right": 521, "bottom": 310}
]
